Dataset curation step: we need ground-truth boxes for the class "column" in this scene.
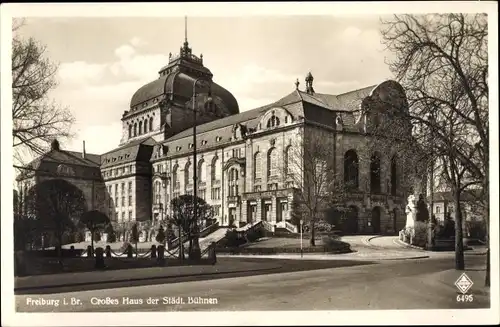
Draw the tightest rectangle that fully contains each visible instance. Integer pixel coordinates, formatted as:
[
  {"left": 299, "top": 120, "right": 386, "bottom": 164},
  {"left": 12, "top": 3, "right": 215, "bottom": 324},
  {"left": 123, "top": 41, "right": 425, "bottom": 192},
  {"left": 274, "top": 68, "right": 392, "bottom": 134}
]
[{"left": 241, "top": 199, "right": 248, "bottom": 224}]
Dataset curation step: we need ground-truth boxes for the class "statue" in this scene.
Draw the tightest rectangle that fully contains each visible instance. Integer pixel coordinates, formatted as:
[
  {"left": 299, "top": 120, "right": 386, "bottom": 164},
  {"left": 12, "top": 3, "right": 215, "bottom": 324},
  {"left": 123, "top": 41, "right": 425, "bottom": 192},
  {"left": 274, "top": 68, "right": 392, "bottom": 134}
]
[
  {"left": 415, "top": 194, "right": 430, "bottom": 222},
  {"left": 405, "top": 194, "right": 416, "bottom": 228}
]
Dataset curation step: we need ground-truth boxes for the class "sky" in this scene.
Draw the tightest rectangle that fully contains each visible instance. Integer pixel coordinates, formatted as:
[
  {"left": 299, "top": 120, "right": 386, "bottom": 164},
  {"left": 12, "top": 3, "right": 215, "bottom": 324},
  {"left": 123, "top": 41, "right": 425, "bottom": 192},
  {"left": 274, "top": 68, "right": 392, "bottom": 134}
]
[{"left": 15, "top": 15, "right": 395, "bottom": 157}]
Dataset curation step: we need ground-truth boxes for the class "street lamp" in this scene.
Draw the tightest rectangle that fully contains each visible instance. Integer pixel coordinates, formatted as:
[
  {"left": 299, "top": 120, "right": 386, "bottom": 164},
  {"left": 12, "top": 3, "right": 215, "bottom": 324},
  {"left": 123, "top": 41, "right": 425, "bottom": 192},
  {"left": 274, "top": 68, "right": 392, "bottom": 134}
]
[
  {"left": 300, "top": 219, "right": 303, "bottom": 258},
  {"left": 190, "top": 77, "right": 213, "bottom": 258}
]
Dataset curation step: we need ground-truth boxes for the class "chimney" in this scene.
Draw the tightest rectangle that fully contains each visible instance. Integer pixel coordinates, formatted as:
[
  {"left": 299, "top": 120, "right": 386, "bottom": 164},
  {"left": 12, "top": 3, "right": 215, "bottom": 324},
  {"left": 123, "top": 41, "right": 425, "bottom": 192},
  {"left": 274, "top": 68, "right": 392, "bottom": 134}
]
[{"left": 82, "top": 140, "right": 86, "bottom": 159}]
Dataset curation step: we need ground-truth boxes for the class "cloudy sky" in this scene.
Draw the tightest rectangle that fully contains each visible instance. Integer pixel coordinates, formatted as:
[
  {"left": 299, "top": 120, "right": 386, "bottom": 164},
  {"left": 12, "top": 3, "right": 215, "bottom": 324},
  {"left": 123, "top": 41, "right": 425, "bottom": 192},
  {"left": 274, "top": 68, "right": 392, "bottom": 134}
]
[{"left": 15, "top": 15, "right": 395, "bottom": 156}]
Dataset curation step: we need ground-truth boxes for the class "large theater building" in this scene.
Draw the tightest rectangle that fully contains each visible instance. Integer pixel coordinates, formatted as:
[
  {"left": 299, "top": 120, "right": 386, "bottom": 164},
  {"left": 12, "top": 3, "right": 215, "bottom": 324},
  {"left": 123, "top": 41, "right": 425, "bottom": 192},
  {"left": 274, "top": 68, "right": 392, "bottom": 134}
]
[{"left": 17, "top": 36, "right": 423, "bottom": 236}]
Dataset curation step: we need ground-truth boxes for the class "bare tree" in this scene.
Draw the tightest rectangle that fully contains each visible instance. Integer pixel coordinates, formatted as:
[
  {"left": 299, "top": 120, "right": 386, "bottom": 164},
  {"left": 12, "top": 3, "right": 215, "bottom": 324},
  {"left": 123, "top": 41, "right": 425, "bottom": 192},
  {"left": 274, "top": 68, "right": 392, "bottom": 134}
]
[
  {"left": 12, "top": 21, "right": 75, "bottom": 168},
  {"left": 380, "top": 14, "right": 489, "bottom": 281},
  {"left": 287, "top": 125, "right": 344, "bottom": 246}
]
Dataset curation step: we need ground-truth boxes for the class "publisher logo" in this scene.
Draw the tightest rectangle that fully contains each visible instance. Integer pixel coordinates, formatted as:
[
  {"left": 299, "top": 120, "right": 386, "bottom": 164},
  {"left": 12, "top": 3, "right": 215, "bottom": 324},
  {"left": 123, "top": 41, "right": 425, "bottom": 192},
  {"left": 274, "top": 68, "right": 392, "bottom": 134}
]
[{"left": 455, "top": 273, "right": 473, "bottom": 294}]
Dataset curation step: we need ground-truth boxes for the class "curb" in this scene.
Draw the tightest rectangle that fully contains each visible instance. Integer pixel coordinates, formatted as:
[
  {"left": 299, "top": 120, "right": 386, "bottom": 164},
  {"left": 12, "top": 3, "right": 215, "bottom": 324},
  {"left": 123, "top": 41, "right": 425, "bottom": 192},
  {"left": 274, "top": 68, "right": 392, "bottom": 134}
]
[
  {"left": 395, "top": 239, "right": 426, "bottom": 251},
  {"left": 14, "top": 265, "right": 281, "bottom": 293},
  {"left": 218, "top": 253, "right": 430, "bottom": 261}
]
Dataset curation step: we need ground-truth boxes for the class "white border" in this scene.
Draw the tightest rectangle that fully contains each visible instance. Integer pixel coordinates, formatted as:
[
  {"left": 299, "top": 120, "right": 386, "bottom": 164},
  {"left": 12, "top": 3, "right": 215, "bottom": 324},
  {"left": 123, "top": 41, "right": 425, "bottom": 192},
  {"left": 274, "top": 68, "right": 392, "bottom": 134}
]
[{"left": 1, "top": 2, "right": 499, "bottom": 326}]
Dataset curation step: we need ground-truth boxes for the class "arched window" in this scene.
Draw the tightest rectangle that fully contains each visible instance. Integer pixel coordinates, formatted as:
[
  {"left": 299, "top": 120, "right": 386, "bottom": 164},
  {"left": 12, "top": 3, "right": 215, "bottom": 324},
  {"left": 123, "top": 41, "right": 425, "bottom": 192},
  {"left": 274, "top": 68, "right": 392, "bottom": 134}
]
[
  {"left": 391, "top": 155, "right": 397, "bottom": 195},
  {"left": 133, "top": 123, "right": 137, "bottom": 137},
  {"left": 198, "top": 159, "right": 206, "bottom": 183},
  {"left": 254, "top": 152, "right": 262, "bottom": 180},
  {"left": 128, "top": 125, "right": 132, "bottom": 138},
  {"left": 344, "top": 150, "right": 359, "bottom": 190},
  {"left": 144, "top": 120, "right": 148, "bottom": 133},
  {"left": 211, "top": 156, "right": 221, "bottom": 181},
  {"left": 284, "top": 145, "right": 292, "bottom": 175},
  {"left": 172, "top": 164, "right": 179, "bottom": 187},
  {"left": 149, "top": 117, "right": 153, "bottom": 132},
  {"left": 228, "top": 168, "right": 239, "bottom": 197},
  {"left": 370, "top": 152, "right": 381, "bottom": 194},
  {"left": 267, "top": 115, "right": 280, "bottom": 128},
  {"left": 138, "top": 121, "right": 143, "bottom": 135},
  {"left": 184, "top": 162, "right": 192, "bottom": 186},
  {"left": 154, "top": 181, "right": 161, "bottom": 204},
  {"left": 267, "top": 148, "right": 278, "bottom": 177}
]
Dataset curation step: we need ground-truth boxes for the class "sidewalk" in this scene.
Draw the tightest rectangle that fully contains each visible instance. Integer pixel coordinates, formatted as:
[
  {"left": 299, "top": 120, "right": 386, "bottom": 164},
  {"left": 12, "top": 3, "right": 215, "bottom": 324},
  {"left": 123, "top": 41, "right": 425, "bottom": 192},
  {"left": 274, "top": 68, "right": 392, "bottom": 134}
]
[
  {"left": 218, "top": 250, "right": 430, "bottom": 261},
  {"left": 15, "top": 260, "right": 281, "bottom": 292}
]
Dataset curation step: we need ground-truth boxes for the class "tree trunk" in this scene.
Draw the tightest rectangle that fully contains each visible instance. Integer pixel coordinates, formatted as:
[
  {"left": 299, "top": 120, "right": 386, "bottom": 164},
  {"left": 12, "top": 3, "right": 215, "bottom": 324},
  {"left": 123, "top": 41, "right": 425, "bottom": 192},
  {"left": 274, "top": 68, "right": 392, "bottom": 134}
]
[
  {"left": 57, "top": 230, "right": 63, "bottom": 269},
  {"left": 90, "top": 229, "right": 94, "bottom": 257},
  {"left": 179, "top": 227, "right": 184, "bottom": 261},
  {"left": 454, "top": 190, "right": 465, "bottom": 270},
  {"left": 309, "top": 217, "right": 316, "bottom": 247},
  {"left": 483, "top": 180, "right": 490, "bottom": 287}
]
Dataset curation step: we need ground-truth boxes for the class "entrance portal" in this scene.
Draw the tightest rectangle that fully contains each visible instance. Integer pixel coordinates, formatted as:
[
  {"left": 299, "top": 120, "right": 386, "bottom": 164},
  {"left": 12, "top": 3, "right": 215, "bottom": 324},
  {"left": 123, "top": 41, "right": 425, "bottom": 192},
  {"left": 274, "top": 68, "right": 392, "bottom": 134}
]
[{"left": 371, "top": 207, "right": 382, "bottom": 234}]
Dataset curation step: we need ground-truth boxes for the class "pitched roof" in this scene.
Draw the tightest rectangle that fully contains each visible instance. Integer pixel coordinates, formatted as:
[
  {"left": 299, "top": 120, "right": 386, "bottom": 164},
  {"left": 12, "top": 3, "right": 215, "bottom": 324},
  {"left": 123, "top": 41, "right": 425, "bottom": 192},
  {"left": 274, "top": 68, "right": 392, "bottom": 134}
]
[
  {"left": 314, "top": 85, "right": 376, "bottom": 112},
  {"left": 153, "top": 89, "right": 358, "bottom": 160},
  {"left": 101, "top": 137, "right": 156, "bottom": 168},
  {"left": 15, "top": 149, "right": 101, "bottom": 181}
]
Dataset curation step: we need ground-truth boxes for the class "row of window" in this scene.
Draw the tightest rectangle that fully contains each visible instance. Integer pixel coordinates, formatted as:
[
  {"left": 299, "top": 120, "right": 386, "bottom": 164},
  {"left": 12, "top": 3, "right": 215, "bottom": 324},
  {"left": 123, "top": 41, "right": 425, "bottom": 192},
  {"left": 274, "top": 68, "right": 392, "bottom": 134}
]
[
  {"left": 107, "top": 182, "right": 133, "bottom": 209},
  {"left": 128, "top": 117, "right": 154, "bottom": 138},
  {"left": 344, "top": 150, "right": 399, "bottom": 195},
  {"left": 115, "top": 210, "right": 133, "bottom": 223},
  {"left": 103, "top": 165, "right": 135, "bottom": 178}
]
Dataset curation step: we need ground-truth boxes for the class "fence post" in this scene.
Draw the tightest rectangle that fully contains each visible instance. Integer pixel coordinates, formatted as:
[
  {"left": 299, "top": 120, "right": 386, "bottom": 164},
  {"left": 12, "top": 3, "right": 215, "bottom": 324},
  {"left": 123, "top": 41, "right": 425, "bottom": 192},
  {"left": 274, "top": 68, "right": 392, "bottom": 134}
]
[
  {"left": 157, "top": 245, "right": 165, "bottom": 266},
  {"left": 87, "top": 245, "right": 93, "bottom": 258},
  {"left": 209, "top": 242, "right": 217, "bottom": 265},
  {"left": 105, "top": 245, "right": 112, "bottom": 258},
  {"left": 95, "top": 247, "right": 105, "bottom": 269}
]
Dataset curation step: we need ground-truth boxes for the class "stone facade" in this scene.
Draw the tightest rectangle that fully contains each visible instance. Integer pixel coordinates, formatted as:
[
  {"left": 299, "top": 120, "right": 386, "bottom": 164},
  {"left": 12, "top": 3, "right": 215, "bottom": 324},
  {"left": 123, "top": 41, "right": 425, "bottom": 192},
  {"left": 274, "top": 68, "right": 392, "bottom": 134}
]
[{"left": 16, "top": 38, "right": 426, "bottom": 236}]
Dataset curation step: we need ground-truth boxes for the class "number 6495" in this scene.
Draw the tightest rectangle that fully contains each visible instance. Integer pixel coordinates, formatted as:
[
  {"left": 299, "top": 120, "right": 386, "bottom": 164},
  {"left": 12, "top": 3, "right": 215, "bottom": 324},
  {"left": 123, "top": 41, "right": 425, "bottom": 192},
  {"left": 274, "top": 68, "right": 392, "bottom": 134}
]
[{"left": 456, "top": 294, "right": 474, "bottom": 302}]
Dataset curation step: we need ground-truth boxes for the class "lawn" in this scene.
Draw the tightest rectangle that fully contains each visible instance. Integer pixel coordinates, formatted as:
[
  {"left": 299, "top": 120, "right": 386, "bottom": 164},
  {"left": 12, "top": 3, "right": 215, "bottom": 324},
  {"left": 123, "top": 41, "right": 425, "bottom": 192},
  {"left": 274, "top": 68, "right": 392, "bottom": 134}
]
[{"left": 244, "top": 237, "right": 326, "bottom": 248}]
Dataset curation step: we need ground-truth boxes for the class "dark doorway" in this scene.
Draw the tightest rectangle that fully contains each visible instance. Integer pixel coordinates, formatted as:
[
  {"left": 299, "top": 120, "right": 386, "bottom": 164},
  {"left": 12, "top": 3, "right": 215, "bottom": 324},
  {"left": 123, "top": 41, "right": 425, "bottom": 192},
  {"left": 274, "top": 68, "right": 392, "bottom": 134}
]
[
  {"left": 247, "top": 203, "right": 257, "bottom": 223},
  {"left": 371, "top": 207, "right": 381, "bottom": 234},
  {"left": 370, "top": 153, "right": 381, "bottom": 194},
  {"left": 393, "top": 208, "right": 398, "bottom": 234},
  {"left": 344, "top": 206, "right": 359, "bottom": 235}
]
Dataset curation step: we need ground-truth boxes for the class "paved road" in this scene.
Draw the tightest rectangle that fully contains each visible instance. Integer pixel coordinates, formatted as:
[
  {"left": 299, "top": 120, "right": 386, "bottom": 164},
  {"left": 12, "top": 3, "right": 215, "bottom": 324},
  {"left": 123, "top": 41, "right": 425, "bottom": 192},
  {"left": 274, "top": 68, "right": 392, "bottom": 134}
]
[{"left": 15, "top": 254, "right": 489, "bottom": 312}]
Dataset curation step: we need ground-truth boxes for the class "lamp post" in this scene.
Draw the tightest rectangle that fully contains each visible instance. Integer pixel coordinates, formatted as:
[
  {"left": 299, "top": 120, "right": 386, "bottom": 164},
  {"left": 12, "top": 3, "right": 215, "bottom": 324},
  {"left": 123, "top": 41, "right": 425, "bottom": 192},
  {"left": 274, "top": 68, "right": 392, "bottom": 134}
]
[
  {"left": 190, "top": 77, "right": 213, "bottom": 259},
  {"left": 300, "top": 219, "right": 303, "bottom": 258}
]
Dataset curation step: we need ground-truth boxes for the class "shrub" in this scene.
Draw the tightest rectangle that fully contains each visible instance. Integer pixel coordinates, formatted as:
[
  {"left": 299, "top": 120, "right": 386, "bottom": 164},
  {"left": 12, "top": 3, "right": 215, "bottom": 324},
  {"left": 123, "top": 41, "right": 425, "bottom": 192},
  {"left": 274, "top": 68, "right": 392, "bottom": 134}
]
[
  {"left": 315, "top": 220, "right": 334, "bottom": 233},
  {"left": 438, "top": 218, "right": 455, "bottom": 239},
  {"left": 156, "top": 225, "right": 166, "bottom": 244},
  {"left": 130, "top": 224, "right": 139, "bottom": 244},
  {"left": 322, "top": 235, "right": 349, "bottom": 252},
  {"left": 106, "top": 225, "right": 117, "bottom": 243},
  {"left": 465, "top": 220, "right": 486, "bottom": 240},
  {"left": 410, "top": 221, "right": 428, "bottom": 247},
  {"left": 224, "top": 230, "right": 245, "bottom": 248},
  {"left": 246, "top": 227, "right": 264, "bottom": 242}
]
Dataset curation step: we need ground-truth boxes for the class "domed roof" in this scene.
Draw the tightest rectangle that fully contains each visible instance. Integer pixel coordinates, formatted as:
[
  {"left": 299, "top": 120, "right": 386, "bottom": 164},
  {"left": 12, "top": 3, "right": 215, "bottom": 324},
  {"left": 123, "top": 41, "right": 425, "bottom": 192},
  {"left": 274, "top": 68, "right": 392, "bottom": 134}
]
[{"left": 129, "top": 41, "right": 239, "bottom": 115}]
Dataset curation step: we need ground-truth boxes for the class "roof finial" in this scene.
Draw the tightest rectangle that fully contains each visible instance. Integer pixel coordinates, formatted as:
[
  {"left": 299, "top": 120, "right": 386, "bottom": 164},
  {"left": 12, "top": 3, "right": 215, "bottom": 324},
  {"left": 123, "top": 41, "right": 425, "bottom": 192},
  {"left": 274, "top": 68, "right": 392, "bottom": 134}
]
[
  {"left": 295, "top": 78, "right": 300, "bottom": 90},
  {"left": 305, "top": 71, "right": 315, "bottom": 94}
]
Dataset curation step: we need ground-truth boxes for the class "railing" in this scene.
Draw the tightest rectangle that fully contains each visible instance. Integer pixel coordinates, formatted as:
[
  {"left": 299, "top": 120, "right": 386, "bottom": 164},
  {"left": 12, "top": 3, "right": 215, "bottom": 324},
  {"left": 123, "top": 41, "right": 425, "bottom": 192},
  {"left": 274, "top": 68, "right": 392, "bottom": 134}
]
[
  {"left": 262, "top": 220, "right": 275, "bottom": 233},
  {"left": 167, "top": 232, "right": 189, "bottom": 250},
  {"left": 285, "top": 221, "right": 298, "bottom": 233},
  {"left": 167, "top": 221, "right": 220, "bottom": 250},
  {"left": 199, "top": 221, "right": 220, "bottom": 238}
]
